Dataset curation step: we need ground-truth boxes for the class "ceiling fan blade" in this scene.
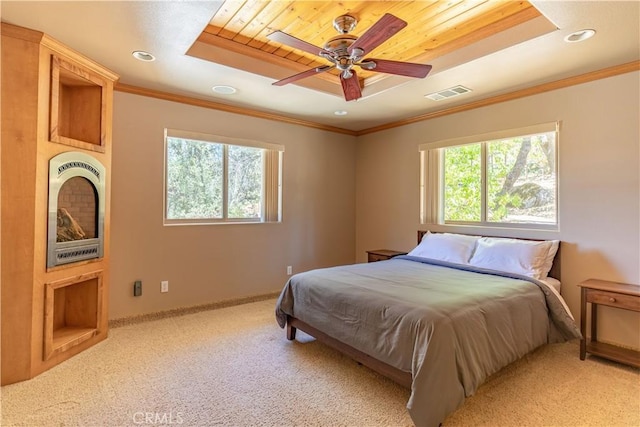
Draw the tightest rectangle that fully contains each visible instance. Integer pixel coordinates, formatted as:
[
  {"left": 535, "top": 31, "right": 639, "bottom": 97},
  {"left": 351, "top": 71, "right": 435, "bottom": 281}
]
[
  {"left": 273, "top": 65, "right": 334, "bottom": 86},
  {"left": 361, "top": 59, "right": 432, "bottom": 78},
  {"left": 267, "top": 31, "right": 332, "bottom": 57},
  {"left": 340, "top": 70, "right": 362, "bottom": 101},
  {"left": 348, "top": 13, "right": 407, "bottom": 56}
]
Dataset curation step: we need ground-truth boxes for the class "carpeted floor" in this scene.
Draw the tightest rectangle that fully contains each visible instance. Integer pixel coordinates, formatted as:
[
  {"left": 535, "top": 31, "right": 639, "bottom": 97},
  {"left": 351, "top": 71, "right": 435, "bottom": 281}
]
[{"left": 1, "top": 298, "right": 638, "bottom": 426}]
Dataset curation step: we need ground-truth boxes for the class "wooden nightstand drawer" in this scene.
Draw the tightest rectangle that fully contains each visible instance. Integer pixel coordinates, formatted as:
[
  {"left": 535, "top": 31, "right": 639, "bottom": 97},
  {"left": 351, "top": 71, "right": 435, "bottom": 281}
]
[
  {"left": 366, "top": 249, "right": 407, "bottom": 263},
  {"left": 368, "top": 253, "right": 389, "bottom": 262},
  {"left": 586, "top": 289, "right": 640, "bottom": 311}
]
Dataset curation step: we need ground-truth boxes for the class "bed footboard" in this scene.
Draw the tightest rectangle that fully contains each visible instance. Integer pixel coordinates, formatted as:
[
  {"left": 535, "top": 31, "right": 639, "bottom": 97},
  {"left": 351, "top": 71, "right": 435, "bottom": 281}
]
[{"left": 285, "top": 315, "right": 412, "bottom": 388}]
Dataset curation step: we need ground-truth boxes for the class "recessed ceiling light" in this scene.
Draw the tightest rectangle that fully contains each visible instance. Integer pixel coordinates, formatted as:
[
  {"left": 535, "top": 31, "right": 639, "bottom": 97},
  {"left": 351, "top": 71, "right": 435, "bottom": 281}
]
[
  {"left": 564, "top": 29, "right": 596, "bottom": 43},
  {"left": 212, "top": 85, "right": 237, "bottom": 95},
  {"left": 334, "top": 110, "right": 348, "bottom": 116},
  {"left": 132, "top": 50, "right": 155, "bottom": 62}
]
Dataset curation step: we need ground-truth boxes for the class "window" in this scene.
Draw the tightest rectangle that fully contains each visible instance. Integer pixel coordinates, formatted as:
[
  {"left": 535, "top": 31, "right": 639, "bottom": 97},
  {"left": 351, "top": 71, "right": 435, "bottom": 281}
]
[
  {"left": 164, "top": 129, "right": 283, "bottom": 224},
  {"left": 420, "top": 122, "right": 558, "bottom": 230}
]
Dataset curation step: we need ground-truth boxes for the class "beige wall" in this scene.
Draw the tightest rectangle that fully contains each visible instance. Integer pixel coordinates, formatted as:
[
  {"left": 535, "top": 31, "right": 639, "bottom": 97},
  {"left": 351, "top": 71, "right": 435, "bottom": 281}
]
[
  {"left": 110, "top": 92, "right": 356, "bottom": 319},
  {"left": 111, "top": 72, "right": 639, "bottom": 350},
  {"left": 356, "top": 72, "right": 640, "bottom": 349}
]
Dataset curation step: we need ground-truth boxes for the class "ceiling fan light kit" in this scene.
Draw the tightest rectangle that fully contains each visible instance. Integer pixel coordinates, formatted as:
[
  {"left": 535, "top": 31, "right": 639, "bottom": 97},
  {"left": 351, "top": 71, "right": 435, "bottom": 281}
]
[{"left": 268, "top": 13, "right": 432, "bottom": 102}]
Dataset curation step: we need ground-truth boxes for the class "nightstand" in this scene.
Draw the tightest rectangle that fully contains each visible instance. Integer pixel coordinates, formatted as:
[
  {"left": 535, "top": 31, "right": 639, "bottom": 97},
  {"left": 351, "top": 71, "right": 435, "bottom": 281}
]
[
  {"left": 366, "top": 249, "right": 407, "bottom": 263},
  {"left": 578, "top": 279, "right": 640, "bottom": 368}
]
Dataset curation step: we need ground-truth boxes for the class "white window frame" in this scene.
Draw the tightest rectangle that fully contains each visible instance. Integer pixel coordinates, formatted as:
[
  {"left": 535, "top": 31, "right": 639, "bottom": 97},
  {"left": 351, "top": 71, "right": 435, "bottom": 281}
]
[
  {"left": 419, "top": 122, "right": 559, "bottom": 231},
  {"left": 163, "top": 128, "right": 284, "bottom": 225}
]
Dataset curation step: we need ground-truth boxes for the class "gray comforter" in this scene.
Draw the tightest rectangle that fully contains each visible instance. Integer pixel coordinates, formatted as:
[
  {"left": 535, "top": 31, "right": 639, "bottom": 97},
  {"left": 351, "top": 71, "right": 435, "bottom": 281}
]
[{"left": 275, "top": 256, "right": 581, "bottom": 427}]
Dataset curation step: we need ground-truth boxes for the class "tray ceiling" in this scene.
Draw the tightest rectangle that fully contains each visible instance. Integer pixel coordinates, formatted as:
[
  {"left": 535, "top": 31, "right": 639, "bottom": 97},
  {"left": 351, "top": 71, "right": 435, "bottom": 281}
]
[
  {"left": 4, "top": 1, "right": 637, "bottom": 132},
  {"left": 187, "top": 0, "right": 551, "bottom": 98}
]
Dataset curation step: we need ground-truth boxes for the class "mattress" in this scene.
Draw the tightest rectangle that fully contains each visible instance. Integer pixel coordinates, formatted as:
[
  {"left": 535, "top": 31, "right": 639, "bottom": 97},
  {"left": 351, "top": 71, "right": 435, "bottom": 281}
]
[{"left": 275, "top": 256, "right": 580, "bottom": 426}]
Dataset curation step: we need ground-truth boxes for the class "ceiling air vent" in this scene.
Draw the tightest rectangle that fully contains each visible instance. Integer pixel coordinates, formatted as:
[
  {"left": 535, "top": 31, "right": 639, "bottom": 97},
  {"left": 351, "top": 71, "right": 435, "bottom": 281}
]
[{"left": 425, "top": 85, "right": 472, "bottom": 101}]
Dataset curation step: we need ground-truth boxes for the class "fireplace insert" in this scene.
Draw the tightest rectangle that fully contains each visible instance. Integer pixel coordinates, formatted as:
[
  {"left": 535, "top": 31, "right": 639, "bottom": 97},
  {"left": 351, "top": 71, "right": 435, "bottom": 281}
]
[{"left": 47, "top": 151, "right": 105, "bottom": 268}]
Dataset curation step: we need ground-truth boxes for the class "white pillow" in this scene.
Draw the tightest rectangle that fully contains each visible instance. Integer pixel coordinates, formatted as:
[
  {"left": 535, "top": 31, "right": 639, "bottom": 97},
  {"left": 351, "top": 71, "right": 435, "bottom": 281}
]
[
  {"left": 468, "top": 237, "right": 557, "bottom": 279},
  {"left": 408, "top": 232, "right": 480, "bottom": 264}
]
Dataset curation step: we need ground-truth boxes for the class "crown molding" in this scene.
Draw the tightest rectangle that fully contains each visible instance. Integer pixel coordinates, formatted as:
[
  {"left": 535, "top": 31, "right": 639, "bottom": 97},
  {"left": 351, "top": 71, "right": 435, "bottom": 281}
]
[
  {"left": 114, "top": 84, "right": 358, "bottom": 136},
  {"left": 115, "top": 60, "right": 639, "bottom": 137},
  {"left": 357, "top": 60, "right": 640, "bottom": 136}
]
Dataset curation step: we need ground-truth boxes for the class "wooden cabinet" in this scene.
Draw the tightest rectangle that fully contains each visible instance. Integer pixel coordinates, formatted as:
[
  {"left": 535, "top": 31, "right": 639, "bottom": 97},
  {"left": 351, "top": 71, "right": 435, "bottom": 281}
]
[
  {"left": 367, "top": 249, "right": 408, "bottom": 262},
  {"left": 1, "top": 23, "right": 118, "bottom": 385},
  {"left": 578, "top": 279, "right": 640, "bottom": 368}
]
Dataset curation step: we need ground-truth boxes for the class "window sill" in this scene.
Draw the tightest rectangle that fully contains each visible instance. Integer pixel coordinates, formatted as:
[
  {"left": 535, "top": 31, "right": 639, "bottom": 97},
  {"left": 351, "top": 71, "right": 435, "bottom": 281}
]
[{"left": 163, "top": 220, "right": 280, "bottom": 226}]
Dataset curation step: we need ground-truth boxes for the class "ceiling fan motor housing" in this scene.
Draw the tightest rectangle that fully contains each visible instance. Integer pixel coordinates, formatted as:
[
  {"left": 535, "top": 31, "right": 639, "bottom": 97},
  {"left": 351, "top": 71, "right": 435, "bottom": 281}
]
[{"left": 324, "top": 34, "right": 357, "bottom": 57}]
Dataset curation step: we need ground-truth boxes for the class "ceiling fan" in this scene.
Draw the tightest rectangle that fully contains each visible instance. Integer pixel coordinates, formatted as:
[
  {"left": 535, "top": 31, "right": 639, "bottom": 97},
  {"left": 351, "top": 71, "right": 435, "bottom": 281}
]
[{"left": 267, "top": 13, "right": 432, "bottom": 102}]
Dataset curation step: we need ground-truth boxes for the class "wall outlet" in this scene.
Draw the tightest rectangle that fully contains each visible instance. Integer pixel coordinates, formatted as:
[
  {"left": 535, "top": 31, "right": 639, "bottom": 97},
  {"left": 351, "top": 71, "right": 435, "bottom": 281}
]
[
  {"left": 286, "top": 266, "right": 292, "bottom": 275},
  {"left": 161, "top": 280, "right": 169, "bottom": 293},
  {"left": 133, "top": 280, "right": 142, "bottom": 297}
]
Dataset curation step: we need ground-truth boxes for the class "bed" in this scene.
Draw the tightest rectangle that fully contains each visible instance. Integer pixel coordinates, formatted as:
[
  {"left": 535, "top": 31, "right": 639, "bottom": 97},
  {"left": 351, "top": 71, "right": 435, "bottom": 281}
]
[{"left": 275, "top": 231, "right": 581, "bottom": 427}]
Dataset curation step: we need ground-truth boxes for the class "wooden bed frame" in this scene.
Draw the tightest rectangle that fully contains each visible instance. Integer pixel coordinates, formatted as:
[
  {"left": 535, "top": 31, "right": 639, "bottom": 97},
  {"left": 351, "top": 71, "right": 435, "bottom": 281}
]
[{"left": 285, "top": 230, "right": 561, "bottom": 388}]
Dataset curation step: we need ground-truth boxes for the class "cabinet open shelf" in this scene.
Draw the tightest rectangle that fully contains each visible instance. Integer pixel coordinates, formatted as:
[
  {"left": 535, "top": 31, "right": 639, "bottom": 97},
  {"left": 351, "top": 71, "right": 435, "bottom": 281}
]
[
  {"left": 49, "top": 55, "right": 107, "bottom": 152},
  {"left": 51, "top": 326, "right": 98, "bottom": 355},
  {"left": 44, "top": 270, "right": 104, "bottom": 360}
]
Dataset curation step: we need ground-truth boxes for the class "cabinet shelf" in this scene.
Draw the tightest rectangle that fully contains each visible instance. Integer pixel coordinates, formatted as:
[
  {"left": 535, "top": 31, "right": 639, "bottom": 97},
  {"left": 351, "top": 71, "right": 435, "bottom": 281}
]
[
  {"left": 49, "top": 55, "right": 107, "bottom": 152},
  {"left": 51, "top": 326, "right": 98, "bottom": 355},
  {"left": 44, "top": 271, "right": 103, "bottom": 360}
]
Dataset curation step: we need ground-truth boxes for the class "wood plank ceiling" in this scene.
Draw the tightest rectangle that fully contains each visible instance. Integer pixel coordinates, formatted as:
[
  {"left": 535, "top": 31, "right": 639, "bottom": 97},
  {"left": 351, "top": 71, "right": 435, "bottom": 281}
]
[{"left": 191, "top": 1, "right": 542, "bottom": 92}]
